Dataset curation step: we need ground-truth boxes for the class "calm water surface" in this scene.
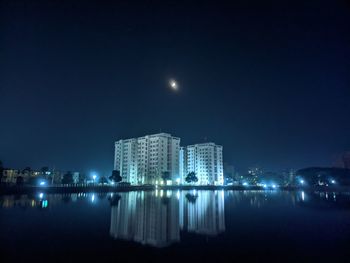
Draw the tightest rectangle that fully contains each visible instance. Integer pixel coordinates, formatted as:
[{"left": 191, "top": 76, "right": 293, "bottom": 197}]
[{"left": 1, "top": 190, "right": 350, "bottom": 262}]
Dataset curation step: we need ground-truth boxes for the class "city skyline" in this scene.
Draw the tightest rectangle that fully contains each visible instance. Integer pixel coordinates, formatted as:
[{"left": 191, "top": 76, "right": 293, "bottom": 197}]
[
  {"left": 114, "top": 132, "right": 224, "bottom": 185},
  {"left": 1, "top": 0, "right": 349, "bottom": 174},
  {"left": 1, "top": 1, "right": 350, "bottom": 262}
]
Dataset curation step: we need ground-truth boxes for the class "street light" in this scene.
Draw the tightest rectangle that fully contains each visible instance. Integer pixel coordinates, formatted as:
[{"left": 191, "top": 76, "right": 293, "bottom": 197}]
[{"left": 91, "top": 172, "right": 97, "bottom": 184}]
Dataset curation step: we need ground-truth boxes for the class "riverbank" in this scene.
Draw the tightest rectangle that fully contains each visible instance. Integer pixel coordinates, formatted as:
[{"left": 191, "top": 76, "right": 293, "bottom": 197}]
[{"left": 0, "top": 184, "right": 349, "bottom": 195}]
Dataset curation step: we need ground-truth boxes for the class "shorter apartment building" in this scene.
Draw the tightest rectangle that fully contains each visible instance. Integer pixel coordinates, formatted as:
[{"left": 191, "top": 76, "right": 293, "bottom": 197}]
[{"left": 180, "top": 142, "right": 224, "bottom": 185}]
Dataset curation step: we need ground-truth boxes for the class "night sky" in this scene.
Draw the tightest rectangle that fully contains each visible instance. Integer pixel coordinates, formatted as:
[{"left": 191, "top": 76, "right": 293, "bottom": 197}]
[{"left": 1, "top": 0, "right": 349, "bottom": 174}]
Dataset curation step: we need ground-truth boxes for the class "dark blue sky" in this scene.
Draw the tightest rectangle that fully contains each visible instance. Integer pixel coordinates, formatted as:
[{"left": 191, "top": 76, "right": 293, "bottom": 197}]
[{"left": 1, "top": 0, "right": 349, "bottom": 174}]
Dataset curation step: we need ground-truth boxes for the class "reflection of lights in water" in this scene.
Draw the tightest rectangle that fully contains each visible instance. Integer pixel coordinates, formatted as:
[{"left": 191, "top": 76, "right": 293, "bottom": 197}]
[
  {"left": 176, "top": 190, "right": 180, "bottom": 200},
  {"left": 41, "top": 200, "right": 48, "bottom": 208},
  {"left": 155, "top": 189, "right": 158, "bottom": 197},
  {"left": 301, "top": 191, "right": 305, "bottom": 201},
  {"left": 193, "top": 189, "right": 197, "bottom": 195},
  {"left": 160, "top": 190, "right": 164, "bottom": 198},
  {"left": 333, "top": 192, "right": 336, "bottom": 201},
  {"left": 326, "top": 193, "right": 328, "bottom": 199},
  {"left": 91, "top": 194, "right": 95, "bottom": 202},
  {"left": 39, "top": 193, "right": 44, "bottom": 199}
]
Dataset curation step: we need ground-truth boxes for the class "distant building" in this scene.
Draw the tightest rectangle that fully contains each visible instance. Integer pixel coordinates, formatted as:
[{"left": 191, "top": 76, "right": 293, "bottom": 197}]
[
  {"left": 180, "top": 142, "right": 224, "bottom": 185},
  {"left": 333, "top": 152, "right": 350, "bottom": 169},
  {"left": 285, "top": 169, "right": 296, "bottom": 185},
  {"left": 72, "top": 172, "right": 80, "bottom": 184},
  {"left": 246, "top": 167, "right": 263, "bottom": 185},
  {"left": 114, "top": 133, "right": 180, "bottom": 185},
  {"left": 224, "top": 163, "right": 236, "bottom": 184},
  {"left": 342, "top": 152, "right": 350, "bottom": 169},
  {"left": 1, "top": 169, "right": 44, "bottom": 184},
  {"left": 1, "top": 169, "right": 21, "bottom": 184},
  {"left": 51, "top": 171, "right": 64, "bottom": 184}
]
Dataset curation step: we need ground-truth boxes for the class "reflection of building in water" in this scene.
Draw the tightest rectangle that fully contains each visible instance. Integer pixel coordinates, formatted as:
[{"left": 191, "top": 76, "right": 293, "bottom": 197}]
[
  {"left": 180, "top": 191, "right": 225, "bottom": 236},
  {"left": 0, "top": 193, "right": 92, "bottom": 208},
  {"left": 110, "top": 191, "right": 226, "bottom": 247},
  {"left": 110, "top": 191, "right": 180, "bottom": 247}
]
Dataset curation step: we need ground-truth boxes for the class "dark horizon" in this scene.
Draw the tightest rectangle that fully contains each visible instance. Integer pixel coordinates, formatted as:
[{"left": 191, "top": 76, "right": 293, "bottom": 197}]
[{"left": 1, "top": 0, "right": 349, "bottom": 174}]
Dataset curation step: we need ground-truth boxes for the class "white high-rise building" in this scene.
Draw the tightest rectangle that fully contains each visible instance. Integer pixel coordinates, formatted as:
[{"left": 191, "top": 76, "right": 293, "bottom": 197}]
[
  {"left": 180, "top": 143, "right": 224, "bottom": 185},
  {"left": 114, "top": 133, "right": 180, "bottom": 185},
  {"left": 179, "top": 147, "right": 186, "bottom": 184}
]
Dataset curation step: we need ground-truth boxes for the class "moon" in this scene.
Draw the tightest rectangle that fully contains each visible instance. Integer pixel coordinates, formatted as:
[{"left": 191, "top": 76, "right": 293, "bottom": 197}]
[{"left": 169, "top": 79, "right": 178, "bottom": 91}]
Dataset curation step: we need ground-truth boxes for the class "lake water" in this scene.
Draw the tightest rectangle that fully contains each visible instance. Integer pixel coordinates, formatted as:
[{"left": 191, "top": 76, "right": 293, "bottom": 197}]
[{"left": 1, "top": 190, "right": 350, "bottom": 262}]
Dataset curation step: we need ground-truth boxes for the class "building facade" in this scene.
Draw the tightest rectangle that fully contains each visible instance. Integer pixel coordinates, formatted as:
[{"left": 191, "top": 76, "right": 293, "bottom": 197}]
[
  {"left": 180, "top": 143, "right": 224, "bottom": 185},
  {"left": 114, "top": 133, "right": 180, "bottom": 185},
  {"left": 1, "top": 169, "right": 22, "bottom": 184},
  {"left": 1, "top": 169, "right": 45, "bottom": 184},
  {"left": 179, "top": 147, "right": 187, "bottom": 184}
]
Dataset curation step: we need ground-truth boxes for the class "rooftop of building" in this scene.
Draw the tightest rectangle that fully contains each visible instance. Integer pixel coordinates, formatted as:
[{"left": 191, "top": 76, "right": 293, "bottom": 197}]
[
  {"left": 186, "top": 142, "right": 223, "bottom": 148},
  {"left": 115, "top": 132, "right": 180, "bottom": 143}
]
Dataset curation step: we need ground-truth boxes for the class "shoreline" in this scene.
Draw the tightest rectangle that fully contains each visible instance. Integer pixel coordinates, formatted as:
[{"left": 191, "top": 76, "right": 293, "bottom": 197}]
[{"left": 0, "top": 184, "right": 349, "bottom": 195}]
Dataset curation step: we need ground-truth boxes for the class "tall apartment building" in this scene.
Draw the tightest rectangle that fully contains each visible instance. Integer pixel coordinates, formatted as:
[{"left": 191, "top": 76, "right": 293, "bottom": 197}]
[
  {"left": 114, "top": 133, "right": 180, "bottom": 185},
  {"left": 180, "top": 143, "right": 224, "bottom": 185}
]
